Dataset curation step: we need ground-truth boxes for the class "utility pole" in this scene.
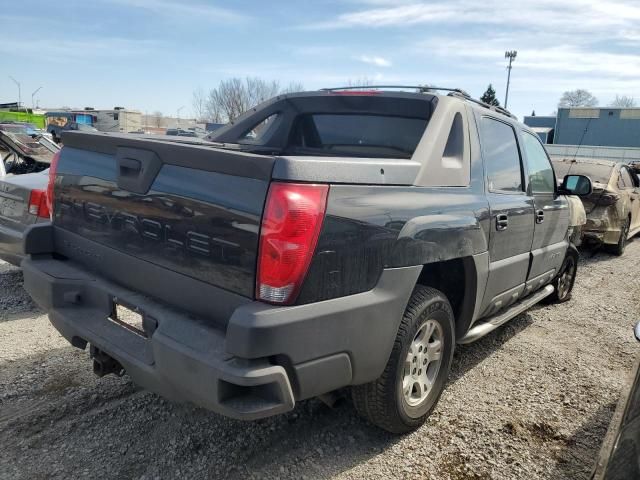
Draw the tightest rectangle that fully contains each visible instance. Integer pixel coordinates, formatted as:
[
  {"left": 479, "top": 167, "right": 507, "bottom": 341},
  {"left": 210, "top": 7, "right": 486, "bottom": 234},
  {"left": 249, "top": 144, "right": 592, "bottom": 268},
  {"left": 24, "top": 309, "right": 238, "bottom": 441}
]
[
  {"left": 504, "top": 50, "right": 517, "bottom": 109},
  {"left": 31, "top": 86, "right": 43, "bottom": 111},
  {"left": 177, "top": 106, "right": 185, "bottom": 127},
  {"left": 9, "top": 76, "right": 22, "bottom": 111}
]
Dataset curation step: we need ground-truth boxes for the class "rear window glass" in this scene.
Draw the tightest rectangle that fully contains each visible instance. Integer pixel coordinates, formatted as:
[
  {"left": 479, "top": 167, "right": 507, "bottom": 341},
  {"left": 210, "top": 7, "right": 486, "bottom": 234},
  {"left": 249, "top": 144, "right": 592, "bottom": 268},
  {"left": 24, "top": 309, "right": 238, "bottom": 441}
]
[
  {"left": 552, "top": 161, "right": 613, "bottom": 185},
  {"left": 288, "top": 114, "right": 428, "bottom": 158}
]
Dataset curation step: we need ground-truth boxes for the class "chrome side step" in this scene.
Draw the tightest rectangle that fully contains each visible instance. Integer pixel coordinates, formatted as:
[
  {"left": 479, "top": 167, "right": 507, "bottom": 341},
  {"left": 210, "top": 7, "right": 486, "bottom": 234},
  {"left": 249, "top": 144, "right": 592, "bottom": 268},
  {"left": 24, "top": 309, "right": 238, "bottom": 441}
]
[{"left": 458, "top": 284, "right": 554, "bottom": 344}]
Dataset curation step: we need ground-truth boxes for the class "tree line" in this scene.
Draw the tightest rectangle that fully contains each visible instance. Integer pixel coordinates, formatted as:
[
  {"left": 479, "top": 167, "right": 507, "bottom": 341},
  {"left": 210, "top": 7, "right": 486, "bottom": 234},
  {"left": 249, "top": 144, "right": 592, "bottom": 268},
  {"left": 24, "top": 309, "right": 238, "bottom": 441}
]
[
  {"left": 480, "top": 83, "right": 636, "bottom": 111},
  {"left": 192, "top": 78, "right": 303, "bottom": 123},
  {"left": 184, "top": 77, "right": 636, "bottom": 124}
]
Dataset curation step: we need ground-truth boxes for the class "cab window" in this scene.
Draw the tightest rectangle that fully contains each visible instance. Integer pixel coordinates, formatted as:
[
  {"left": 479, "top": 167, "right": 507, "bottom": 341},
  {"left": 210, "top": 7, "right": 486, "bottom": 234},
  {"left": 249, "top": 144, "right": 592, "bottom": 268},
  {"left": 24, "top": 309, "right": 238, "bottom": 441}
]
[
  {"left": 522, "top": 132, "right": 555, "bottom": 194},
  {"left": 480, "top": 117, "right": 524, "bottom": 193}
]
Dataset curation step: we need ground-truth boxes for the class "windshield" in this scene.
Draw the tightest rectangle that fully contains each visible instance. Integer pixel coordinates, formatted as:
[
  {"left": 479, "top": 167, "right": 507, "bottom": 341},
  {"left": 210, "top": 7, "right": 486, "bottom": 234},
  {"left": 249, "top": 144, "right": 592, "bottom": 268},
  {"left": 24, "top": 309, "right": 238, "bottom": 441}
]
[
  {"left": 552, "top": 160, "right": 614, "bottom": 185},
  {"left": 287, "top": 114, "right": 428, "bottom": 158}
]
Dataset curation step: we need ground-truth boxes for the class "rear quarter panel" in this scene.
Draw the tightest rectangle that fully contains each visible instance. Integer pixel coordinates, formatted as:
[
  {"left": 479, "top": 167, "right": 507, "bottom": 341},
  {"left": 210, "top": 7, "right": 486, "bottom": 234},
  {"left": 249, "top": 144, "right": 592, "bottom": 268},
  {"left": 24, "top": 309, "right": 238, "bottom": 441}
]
[{"left": 297, "top": 185, "right": 490, "bottom": 303}]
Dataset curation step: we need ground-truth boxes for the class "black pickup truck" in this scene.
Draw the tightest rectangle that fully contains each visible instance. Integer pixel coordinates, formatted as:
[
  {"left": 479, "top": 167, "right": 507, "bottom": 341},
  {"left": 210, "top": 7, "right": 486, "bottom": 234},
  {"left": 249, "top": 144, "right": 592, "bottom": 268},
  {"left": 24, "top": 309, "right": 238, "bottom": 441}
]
[{"left": 21, "top": 88, "right": 592, "bottom": 433}]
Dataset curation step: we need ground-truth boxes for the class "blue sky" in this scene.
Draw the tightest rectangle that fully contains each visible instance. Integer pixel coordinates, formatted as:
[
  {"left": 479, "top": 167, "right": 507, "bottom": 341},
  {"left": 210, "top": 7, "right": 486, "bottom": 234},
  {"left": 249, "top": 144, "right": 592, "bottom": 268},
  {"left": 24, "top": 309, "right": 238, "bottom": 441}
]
[{"left": 2, "top": 0, "right": 639, "bottom": 120}]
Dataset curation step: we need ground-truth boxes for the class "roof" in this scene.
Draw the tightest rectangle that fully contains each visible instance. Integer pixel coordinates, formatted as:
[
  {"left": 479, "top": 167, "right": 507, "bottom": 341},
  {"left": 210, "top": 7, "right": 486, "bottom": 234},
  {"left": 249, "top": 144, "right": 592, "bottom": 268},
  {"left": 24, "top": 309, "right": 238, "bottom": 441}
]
[{"left": 558, "top": 106, "right": 640, "bottom": 111}]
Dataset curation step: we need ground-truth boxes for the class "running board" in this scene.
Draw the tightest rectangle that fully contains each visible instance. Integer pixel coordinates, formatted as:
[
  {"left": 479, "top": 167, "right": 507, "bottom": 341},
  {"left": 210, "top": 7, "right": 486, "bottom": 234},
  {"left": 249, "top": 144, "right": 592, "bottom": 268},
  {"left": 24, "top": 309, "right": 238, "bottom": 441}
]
[{"left": 458, "top": 285, "right": 554, "bottom": 344}]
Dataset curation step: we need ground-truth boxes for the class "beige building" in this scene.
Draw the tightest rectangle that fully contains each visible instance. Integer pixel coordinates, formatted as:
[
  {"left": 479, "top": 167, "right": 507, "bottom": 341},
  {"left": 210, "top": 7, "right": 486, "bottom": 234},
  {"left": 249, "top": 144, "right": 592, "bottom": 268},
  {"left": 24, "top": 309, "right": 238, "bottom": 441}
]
[{"left": 92, "top": 109, "right": 142, "bottom": 133}]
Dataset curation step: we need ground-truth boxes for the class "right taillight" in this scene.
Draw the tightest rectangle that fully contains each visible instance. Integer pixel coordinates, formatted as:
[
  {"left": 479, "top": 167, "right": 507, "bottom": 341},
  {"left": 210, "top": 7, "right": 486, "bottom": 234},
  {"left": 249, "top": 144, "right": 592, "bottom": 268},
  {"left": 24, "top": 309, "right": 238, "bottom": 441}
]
[
  {"left": 256, "top": 182, "right": 329, "bottom": 305},
  {"left": 46, "top": 150, "right": 61, "bottom": 220},
  {"left": 28, "top": 189, "right": 50, "bottom": 218}
]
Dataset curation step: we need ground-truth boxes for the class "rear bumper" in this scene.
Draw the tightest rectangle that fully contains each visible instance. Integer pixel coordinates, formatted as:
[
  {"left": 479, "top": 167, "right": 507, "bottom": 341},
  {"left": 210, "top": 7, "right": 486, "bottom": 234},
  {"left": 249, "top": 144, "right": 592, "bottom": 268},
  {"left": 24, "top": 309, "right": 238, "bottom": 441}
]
[
  {"left": 22, "top": 257, "right": 295, "bottom": 420},
  {"left": 584, "top": 208, "right": 621, "bottom": 245},
  {"left": 21, "top": 225, "right": 420, "bottom": 420}
]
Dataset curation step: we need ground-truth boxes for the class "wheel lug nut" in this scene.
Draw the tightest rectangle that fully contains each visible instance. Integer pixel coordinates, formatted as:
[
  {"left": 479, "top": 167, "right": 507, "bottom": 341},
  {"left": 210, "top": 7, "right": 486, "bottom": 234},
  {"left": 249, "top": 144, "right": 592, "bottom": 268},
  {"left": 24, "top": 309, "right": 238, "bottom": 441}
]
[
  {"left": 412, "top": 368, "right": 416, "bottom": 375},
  {"left": 418, "top": 369, "right": 422, "bottom": 375},
  {"left": 423, "top": 359, "right": 427, "bottom": 365},
  {"left": 418, "top": 346, "right": 423, "bottom": 352}
]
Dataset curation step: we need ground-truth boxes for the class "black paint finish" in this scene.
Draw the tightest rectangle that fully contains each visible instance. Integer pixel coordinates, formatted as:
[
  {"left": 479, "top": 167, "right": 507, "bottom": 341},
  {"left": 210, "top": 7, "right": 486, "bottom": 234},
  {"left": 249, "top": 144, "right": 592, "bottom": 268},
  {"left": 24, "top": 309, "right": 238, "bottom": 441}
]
[
  {"left": 298, "top": 185, "right": 490, "bottom": 304},
  {"left": 54, "top": 148, "right": 268, "bottom": 298}
]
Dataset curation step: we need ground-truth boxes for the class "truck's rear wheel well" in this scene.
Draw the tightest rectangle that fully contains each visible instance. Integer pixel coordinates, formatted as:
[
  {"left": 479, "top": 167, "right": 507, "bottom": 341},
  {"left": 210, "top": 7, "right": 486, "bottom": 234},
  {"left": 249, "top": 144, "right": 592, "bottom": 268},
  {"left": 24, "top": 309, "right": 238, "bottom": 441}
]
[{"left": 415, "top": 257, "right": 476, "bottom": 339}]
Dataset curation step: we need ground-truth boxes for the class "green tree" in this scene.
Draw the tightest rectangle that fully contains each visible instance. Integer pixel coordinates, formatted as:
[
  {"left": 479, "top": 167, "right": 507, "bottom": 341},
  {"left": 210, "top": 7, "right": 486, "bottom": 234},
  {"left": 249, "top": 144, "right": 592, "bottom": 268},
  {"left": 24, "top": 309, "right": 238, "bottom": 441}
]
[{"left": 480, "top": 84, "right": 500, "bottom": 106}]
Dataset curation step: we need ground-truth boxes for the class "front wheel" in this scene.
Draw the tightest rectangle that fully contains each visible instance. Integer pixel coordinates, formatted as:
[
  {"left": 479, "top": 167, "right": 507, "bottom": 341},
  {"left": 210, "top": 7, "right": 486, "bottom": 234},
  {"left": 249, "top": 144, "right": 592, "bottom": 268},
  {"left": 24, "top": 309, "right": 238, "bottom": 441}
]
[
  {"left": 351, "top": 286, "right": 455, "bottom": 433},
  {"left": 545, "top": 248, "right": 578, "bottom": 304}
]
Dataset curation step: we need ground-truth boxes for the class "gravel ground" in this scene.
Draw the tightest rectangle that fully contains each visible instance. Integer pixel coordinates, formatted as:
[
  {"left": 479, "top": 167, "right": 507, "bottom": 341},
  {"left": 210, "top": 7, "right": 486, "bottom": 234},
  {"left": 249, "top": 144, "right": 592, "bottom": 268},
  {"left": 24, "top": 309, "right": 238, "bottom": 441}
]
[{"left": 1, "top": 242, "right": 639, "bottom": 480}]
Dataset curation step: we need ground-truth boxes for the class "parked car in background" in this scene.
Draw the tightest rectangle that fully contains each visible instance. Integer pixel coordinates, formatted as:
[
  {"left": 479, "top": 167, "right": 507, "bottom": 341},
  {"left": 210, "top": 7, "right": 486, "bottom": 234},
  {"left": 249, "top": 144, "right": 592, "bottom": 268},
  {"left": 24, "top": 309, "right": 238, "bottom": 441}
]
[
  {"left": 165, "top": 128, "right": 199, "bottom": 137},
  {"left": 21, "top": 87, "right": 592, "bottom": 433},
  {"left": 0, "top": 123, "right": 58, "bottom": 176},
  {"left": 592, "top": 322, "right": 640, "bottom": 479},
  {"left": 47, "top": 121, "right": 98, "bottom": 144},
  {"left": 552, "top": 158, "right": 640, "bottom": 255},
  {"left": 0, "top": 169, "right": 50, "bottom": 265}
]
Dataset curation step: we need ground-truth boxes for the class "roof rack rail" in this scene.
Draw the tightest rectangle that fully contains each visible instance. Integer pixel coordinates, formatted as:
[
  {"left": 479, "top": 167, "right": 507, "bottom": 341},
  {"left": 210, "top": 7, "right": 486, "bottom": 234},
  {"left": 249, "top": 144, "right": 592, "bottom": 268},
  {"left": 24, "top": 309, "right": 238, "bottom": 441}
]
[
  {"left": 446, "top": 91, "right": 517, "bottom": 120},
  {"left": 321, "top": 85, "right": 517, "bottom": 119},
  {"left": 321, "top": 85, "right": 471, "bottom": 97}
]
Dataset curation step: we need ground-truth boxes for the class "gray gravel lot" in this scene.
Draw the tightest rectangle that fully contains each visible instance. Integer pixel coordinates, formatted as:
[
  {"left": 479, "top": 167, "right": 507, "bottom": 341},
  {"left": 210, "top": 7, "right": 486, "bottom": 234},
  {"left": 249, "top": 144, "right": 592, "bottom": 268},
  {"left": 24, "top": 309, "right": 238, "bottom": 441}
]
[{"left": 1, "top": 242, "right": 639, "bottom": 480}]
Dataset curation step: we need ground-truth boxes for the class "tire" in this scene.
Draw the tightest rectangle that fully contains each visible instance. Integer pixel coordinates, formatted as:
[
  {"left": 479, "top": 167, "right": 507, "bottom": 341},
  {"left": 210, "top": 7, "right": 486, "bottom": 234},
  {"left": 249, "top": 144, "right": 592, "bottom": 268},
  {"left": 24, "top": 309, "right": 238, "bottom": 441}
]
[
  {"left": 609, "top": 217, "right": 630, "bottom": 256},
  {"left": 544, "top": 247, "right": 578, "bottom": 304},
  {"left": 351, "top": 286, "right": 455, "bottom": 433}
]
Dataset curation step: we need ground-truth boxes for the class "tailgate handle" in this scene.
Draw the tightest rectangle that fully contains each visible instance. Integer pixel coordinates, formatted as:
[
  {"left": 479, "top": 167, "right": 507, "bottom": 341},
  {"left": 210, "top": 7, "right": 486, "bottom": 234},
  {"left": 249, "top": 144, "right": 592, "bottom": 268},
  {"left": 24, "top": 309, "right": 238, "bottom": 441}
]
[
  {"left": 120, "top": 158, "right": 142, "bottom": 174},
  {"left": 116, "top": 147, "right": 163, "bottom": 194}
]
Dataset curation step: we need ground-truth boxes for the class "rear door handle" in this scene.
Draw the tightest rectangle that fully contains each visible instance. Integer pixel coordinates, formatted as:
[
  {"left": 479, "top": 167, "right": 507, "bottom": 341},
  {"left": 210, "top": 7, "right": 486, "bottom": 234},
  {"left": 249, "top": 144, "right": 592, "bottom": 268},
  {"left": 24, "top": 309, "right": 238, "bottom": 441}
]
[
  {"left": 496, "top": 214, "right": 509, "bottom": 231},
  {"left": 536, "top": 209, "right": 544, "bottom": 223}
]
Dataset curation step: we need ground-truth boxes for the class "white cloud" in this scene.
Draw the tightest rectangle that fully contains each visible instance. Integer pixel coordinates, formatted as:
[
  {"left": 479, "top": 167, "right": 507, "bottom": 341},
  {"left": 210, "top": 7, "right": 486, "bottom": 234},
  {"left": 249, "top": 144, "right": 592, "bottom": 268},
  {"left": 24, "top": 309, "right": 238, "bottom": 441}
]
[
  {"left": 357, "top": 55, "right": 392, "bottom": 67},
  {"left": 302, "top": 0, "right": 639, "bottom": 33},
  {"left": 107, "top": 0, "right": 248, "bottom": 23}
]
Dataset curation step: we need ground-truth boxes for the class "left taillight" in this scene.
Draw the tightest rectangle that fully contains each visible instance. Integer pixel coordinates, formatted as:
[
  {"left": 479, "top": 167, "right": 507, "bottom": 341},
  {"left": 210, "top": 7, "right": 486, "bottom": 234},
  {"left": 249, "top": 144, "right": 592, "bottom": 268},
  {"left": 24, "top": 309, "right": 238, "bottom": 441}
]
[
  {"left": 46, "top": 150, "right": 61, "bottom": 220},
  {"left": 256, "top": 182, "right": 329, "bottom": 305},
  {"left": 28, "top": 189, "right": 50, "bottom": 218}
]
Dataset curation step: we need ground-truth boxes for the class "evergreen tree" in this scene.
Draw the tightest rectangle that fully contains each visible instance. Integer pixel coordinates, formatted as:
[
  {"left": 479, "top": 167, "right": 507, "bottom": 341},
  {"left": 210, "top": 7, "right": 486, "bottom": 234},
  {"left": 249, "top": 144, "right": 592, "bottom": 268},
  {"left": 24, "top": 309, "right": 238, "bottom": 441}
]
[{"left": 480, "top": 84, "right": 500, "bottom": 106}]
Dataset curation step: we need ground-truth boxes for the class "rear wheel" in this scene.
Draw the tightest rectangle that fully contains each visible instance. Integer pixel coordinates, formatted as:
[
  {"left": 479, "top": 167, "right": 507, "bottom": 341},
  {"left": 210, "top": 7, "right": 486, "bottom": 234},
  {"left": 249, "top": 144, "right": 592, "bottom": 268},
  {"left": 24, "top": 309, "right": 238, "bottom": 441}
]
[
  {"left": 351, "top": 286, "right": 455, "bottom": 433},
  {"left": 610, "top": 217, "right": 630, "bottom": 256}
]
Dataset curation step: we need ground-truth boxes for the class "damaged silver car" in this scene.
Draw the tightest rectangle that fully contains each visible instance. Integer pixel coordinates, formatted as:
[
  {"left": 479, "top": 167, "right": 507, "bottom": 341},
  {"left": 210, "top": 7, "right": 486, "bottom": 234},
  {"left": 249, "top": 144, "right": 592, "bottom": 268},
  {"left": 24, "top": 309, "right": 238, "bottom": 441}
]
[{"left": 552, "top": 158, "right": 640, "bottom": 255}]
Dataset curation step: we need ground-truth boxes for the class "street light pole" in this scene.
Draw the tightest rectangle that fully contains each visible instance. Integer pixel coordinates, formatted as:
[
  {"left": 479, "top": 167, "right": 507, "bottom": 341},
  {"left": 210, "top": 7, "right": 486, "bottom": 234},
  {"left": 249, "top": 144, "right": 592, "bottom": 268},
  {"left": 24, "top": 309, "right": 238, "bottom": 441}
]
[
  {"left": 9, "top": 76, "right": 22, "bottom": 111},
  {"left": 504, "top": 50, "right": 517, "bottom": 109},
  {"left": 31, "top": 87, "right": 43, "bottom": 111}
]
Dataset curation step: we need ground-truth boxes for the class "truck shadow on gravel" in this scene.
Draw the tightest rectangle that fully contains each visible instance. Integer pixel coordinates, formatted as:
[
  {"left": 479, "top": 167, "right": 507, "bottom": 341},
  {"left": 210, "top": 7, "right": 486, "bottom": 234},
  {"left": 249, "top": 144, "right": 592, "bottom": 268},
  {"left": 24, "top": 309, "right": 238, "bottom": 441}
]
[{"left": 451, "top": 312, "right": 535, "bottom": 383}]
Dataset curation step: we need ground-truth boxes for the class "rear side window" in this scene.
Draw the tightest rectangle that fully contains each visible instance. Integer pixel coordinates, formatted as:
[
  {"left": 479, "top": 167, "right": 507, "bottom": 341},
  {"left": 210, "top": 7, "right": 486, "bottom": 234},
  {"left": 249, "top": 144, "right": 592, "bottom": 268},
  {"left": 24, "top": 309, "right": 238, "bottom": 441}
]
[
  {"left": 288, "top": 114, "right": 428, "bottom": 158},
  {"left": 522, "top": 132, "right": 555, "bottom": 194},
  {"left": 620, "top": 167, "right": 636, "bottom": 189},
  {"left": 480, "top": 117, "right": 523, "bottom": 193}
]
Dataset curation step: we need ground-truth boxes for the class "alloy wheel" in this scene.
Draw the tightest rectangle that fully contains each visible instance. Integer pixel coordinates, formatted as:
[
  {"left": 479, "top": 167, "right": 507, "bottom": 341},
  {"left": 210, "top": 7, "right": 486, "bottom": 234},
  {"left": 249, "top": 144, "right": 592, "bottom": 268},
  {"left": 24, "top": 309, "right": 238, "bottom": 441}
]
[{"left": 403, "top": 320, "right": 443, "bottom": 406}]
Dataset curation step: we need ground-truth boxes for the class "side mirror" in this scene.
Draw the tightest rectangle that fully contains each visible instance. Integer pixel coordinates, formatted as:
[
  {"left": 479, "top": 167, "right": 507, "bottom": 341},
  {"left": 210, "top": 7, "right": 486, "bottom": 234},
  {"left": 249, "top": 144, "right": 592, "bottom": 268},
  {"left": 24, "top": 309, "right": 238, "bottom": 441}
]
[
  {"left": 635, "top": 321, "right": 640, "bottom": 342},
  {"left": 560, "top": 174, "right": 592, "bottom": 196}
]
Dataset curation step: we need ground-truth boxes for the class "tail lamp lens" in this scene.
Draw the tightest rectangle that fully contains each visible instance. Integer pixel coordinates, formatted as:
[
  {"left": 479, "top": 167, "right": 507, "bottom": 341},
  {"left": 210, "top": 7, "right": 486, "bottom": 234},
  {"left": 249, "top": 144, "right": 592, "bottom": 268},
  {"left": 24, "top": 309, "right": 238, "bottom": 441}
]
[
  {"left": 28, "top": 189, "right": 50, "bottom": 218},
  {"left": 257, "top": 182, "right": 329, "bottom": 304},
  {"left": 46, "top": 150, "right": 61, "bottom": 220}
]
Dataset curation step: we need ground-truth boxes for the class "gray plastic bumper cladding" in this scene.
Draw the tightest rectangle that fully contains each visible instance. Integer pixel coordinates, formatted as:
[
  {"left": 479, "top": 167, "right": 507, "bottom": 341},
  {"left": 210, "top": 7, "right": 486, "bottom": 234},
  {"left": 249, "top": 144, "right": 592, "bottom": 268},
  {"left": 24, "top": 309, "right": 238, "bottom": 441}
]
[{"left": 21, "top": 225, "right": 422, "bottom": 420}]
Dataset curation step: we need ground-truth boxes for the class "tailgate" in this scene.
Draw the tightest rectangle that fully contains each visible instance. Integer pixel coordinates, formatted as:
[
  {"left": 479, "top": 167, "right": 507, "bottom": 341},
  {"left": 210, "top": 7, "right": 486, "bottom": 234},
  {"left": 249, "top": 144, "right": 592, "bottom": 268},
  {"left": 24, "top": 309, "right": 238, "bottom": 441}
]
[{"left": 52, "top": 132, "right": 274, "bottom": 303}]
